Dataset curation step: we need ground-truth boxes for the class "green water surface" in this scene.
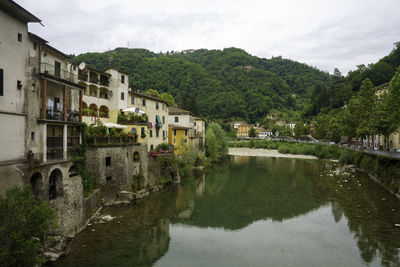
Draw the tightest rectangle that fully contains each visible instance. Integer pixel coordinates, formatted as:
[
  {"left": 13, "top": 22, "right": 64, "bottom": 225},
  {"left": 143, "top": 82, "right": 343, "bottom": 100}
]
[{"left": 52, "top": 156, "right": 400, "bottom": 267}]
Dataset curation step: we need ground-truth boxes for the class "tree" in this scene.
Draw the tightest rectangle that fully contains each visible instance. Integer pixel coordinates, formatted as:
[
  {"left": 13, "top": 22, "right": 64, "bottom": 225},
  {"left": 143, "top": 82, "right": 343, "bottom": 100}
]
[
  {"left": 205, "top": 123, "right": 228, "bottom": 162},
  {"left": 0, "top": 186, "right": 57, "bottom": 266},
  {"left": 249, "top": 128, "right": 257, "bottom": 138},
  {"left": 355, "top": 78, "right": 376, "bottom": 139}
]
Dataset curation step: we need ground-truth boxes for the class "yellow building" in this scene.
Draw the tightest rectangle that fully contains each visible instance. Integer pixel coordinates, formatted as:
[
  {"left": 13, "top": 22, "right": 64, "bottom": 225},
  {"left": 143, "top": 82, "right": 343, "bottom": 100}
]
[
  {"left": 168, "top": 124, "right": 191, "bottom": 154},
  {"left": 237, "top": 123, "right": 251, "bottom": 138}
]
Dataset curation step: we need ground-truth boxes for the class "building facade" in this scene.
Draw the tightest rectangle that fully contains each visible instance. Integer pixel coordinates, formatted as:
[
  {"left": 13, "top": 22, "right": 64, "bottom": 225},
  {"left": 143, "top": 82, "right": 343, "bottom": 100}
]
[
  {"left": 237, "top": 123, "right": 251, "bottom": 138},
  {"left": 125, "top": 91, "right": 169, "bottom": 151}
]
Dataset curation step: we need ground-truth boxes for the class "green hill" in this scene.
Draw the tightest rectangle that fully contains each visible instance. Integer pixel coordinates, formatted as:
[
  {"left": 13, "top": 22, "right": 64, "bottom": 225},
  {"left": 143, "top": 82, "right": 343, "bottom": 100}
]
[{"left": 73, "top": 47, "right": 331, "bottom": 122}]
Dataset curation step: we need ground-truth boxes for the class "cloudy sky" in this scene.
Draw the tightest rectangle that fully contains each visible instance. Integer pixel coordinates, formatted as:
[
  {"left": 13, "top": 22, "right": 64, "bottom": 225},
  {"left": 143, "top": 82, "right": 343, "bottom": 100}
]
[{"left": 18, "top": 0, "right": 400, "bottom": 74}]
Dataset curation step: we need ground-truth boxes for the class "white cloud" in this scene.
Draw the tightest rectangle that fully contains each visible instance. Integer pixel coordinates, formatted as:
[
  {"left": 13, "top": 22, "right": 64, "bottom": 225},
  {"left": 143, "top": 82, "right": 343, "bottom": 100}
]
[{"left": 18, "top": 0, "right": 400, "bottom": 74}]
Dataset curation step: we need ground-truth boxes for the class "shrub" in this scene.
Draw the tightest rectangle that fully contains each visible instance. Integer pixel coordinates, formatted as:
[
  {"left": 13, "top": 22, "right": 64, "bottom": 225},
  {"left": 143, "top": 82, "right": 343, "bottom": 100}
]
[
  {"left": 339, "top": 149, "right": 353, "bottom": 165},
  {"left": 0, "top": 186, "right": 57, "bottom": 266},
  {"left": 205, "top": 123, "right": 228, "bottom": 162},
  {"left": 155, "top": 143, "right": 170, "bottom": 152}
]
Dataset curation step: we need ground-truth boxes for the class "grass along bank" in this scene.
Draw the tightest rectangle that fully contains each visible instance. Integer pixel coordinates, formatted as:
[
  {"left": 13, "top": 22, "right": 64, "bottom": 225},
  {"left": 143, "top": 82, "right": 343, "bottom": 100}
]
[{"left": 229, "top": 140, "right": 400, "bottom": 195}]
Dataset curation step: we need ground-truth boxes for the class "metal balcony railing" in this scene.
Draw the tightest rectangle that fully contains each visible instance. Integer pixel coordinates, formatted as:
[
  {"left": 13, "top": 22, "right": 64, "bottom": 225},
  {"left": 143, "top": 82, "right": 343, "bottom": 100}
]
[
  {"left": 41, "top": 106, "right": 80, "bottom": 122},
  {"left": 42, "top": 106, "right": 64, "bottom": 121},
  {"left": 40, "top": 63, "right": 77, "bottom": 83}
]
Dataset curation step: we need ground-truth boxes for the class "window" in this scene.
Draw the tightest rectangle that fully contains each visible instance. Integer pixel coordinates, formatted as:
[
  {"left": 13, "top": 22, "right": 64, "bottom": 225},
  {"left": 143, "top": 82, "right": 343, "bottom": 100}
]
[
  {"left": 0, "top": 69, "right": 2, "bottom": 96},
  {"left": 18, "top": 33, "right": 22, "bottom": 42},
  {"left": 106, "top": 176, "right": 112, "bottom": 181},
  {"left": 121, "top": 75, "right": 125, "bottom": 84},
  {"left": 106, "top": 156, "right": 111, "bottom": 166},
  {"left": 163, "top": 130, "right": 165, "bottom": 138},
  {"left": 142, "top": 99, "right": 146, "bottom": 106},
  {"left": 33, "top": 42, "right": 37, "bottom": 50},
  {"left": 162, "top": 116, "right": 165, "bottom": 124},
  {"left": 173, "top": 138, "right": 176, "bottom": 144},
  {"left": 175, "top": 116, "right": 179, "bottom": 123},
  {"left": 156, "top": 102, "right": 159, "bottom": 110},
  {"left": 131, "top": 96, "right": 135, "bottom": 104},
  {"left": 54, "top": 61, "right": 61, "bottom": 77},
  {"left": 121, "top": 92, "right": 125, "bottom": 100},
  {"left": 185, "top": 130, "right": 188, "bottom": 136},
  {"left": 174, "top": 129, "right": 177, "bottom": 136},
  {"left": 141, "top": 127, "right": 145, "bottom": 137},
  {"left": 150, "top": 145, "right": 154, "bottom": 150},
  {"left": 31, "top": 132, "right": 35, "bottom": 141},
  {"left": 156, "top": 129, "right": 159, "bottom": 137},
  {"left": 194, "top": 122, "right": 197, "bottom": 126},
  {"left": 150, "top": 130, "right": 152, "bottom": 137}
]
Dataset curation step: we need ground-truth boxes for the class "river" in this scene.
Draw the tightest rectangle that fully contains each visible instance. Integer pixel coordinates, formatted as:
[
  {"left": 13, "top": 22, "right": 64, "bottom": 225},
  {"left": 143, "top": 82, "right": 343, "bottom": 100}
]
[{"left": 52, "top": 156, "right": 400, "bottom": 267}]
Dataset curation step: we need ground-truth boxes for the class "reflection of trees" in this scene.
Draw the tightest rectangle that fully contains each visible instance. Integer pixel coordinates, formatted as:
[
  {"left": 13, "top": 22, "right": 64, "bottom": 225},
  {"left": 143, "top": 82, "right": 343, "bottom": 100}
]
[
  {"left": 317, "top": 166, "right": 400, "bottom": 267},
  {"left": 173, "top": 157, "right": 327, "bottom": 230}
]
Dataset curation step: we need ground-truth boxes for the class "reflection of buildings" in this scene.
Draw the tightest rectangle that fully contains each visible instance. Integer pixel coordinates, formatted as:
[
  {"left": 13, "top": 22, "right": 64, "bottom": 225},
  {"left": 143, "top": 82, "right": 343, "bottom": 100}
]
[
  {"left": 135, "top": 218, "right": 170, "bottom": 264},
  {"left": 175, "top": 184, "right": 196, "bottom": 219}
]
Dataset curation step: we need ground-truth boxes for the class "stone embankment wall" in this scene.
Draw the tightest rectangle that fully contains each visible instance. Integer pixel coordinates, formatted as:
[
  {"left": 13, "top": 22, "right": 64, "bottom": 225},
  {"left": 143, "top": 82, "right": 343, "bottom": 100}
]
[{"left": 86, "top": 144, "right": 179, "bottom": 204}]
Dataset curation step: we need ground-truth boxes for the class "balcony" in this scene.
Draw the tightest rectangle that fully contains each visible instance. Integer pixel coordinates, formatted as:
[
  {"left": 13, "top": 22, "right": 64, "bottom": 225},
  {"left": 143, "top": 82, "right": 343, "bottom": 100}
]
[
  {"left": 41, "top": 106, "right": 80, "bottom": 122},
  {"left": 78, "top": 70, "right": 88, "bottom": 81},
  {"left": 100, "top": 75, "right": 110, "bottom": 86},
  {"left": 40, "top": 63, "right": 76, "bottom": 83}
]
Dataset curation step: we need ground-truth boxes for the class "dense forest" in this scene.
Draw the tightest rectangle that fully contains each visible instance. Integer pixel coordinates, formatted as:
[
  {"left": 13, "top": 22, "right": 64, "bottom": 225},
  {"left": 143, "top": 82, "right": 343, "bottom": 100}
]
[{"left": 73, "top": 47, "right": 331, "bottom": 123}]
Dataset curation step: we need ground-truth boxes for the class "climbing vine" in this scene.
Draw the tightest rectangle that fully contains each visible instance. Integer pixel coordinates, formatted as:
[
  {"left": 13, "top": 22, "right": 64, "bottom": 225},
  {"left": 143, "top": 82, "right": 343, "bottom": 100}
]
[{"left": 74, "top": 123, "right": 96, "bottom": 196}]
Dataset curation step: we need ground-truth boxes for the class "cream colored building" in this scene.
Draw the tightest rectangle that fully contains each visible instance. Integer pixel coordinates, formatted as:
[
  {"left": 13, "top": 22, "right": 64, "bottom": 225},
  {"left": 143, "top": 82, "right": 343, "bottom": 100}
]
[
  {"left": 125, "top": 91, "right": 169, "bottom": 151},
  {"left": 75, "top": 65, "right": 129, "bottom": 125},
  {"left": 194, "top": 117, "right": 206, "bottom": 150}
]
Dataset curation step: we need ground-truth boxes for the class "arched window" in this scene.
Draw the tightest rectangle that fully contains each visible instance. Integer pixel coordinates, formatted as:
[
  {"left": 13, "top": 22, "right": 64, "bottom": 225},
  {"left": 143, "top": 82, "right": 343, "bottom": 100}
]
[
  {"left": 30, "top": 172, "right": 42, "bottom": 197},
  {"left": 69, "top": 165, "right": 78, "bottom": 177},
  {"left": 49, "top": 169, "right": 62, "bottom": 200},
  {"left": 133, "top": 151, "right": 140, "bottom": 161}
]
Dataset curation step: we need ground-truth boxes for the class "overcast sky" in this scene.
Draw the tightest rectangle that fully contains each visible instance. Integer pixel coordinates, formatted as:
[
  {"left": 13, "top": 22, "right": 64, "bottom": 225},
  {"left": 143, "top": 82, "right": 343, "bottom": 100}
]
[{"left": 18, "top": 0, "right": 400, "bottom": 74}]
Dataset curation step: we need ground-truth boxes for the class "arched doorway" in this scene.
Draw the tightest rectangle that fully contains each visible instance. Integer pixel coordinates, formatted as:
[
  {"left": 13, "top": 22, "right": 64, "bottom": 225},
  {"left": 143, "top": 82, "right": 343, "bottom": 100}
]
[
  {"left": 30, "top": 172, "right": 42, "bottom": 197},
  {"left": 49, "top": 168, "right": 63, "bottom": 200}
]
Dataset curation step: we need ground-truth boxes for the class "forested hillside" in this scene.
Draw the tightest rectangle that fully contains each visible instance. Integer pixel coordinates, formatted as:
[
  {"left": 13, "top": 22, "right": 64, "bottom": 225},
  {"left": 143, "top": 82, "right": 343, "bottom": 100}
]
[
  {"left": 73, "top": 47, "right": 331, "bottom": 122},
  {"left": 305, "top": 43, "right": 400, "bottom": 118}
]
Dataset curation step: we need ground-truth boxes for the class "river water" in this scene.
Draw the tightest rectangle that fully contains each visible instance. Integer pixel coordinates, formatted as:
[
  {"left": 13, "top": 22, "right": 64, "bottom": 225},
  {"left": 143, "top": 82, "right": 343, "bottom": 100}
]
[{"left": 53, "top": 156, "right": 400, "bottom": 267}]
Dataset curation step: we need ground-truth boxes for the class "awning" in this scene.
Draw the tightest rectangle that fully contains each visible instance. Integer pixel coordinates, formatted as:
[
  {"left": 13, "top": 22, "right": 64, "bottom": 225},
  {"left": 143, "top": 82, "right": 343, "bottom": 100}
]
[
  {"left": 103, "top": 122, "right": 128, "bottom": 129},
  {"left": 122, "top": 107, "right": 146, "bottom": 114}
]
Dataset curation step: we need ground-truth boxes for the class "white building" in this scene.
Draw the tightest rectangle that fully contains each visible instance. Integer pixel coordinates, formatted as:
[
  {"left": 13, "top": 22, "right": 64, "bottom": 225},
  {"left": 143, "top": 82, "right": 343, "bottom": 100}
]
[
  {"left": 258, "top": 130, "right": 274, "bottom": 139},
  {"left": 0, "top": 1, "right": 41, "bottom": 165}
]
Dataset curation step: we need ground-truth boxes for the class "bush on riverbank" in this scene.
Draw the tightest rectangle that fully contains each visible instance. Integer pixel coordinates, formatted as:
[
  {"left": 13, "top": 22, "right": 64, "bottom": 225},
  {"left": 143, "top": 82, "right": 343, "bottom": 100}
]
[
  {"left": 205, "top": 123, "right": 228, "bottom": 162},
  {"left": 0, "top": 185, "right": 57, "bottom": 266},
  {"left": 229, "top": 140, "right": 400, "bottom": 194}
]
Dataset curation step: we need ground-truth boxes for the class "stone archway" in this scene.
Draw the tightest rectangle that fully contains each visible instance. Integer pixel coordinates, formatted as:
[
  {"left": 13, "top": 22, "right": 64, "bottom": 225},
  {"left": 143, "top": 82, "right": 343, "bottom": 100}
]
[
  {"left": 49, "top": 168, "right": 63, "bottom": 200},
  {"left": 30, "top": 172, "right": 42, "bottom": 197}
]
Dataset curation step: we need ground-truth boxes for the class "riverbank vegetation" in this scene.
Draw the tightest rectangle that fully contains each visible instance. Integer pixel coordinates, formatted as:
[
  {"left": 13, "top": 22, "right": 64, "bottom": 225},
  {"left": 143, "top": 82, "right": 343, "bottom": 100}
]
[
  {"left": 205, "top": 123, "right": 228, "bottom": 163},
  {"left": 0, "top": 186, "right": 57, "bottom": 266},
  {"left": 229, "top": 140, "right": 400, "bottom": 193}
]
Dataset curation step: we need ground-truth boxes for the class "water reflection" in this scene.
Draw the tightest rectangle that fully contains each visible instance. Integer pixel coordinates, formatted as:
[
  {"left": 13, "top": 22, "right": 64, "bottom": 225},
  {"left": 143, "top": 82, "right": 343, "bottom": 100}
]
[{"left": 53, "top": 156, "right": 400, "bottom": 267}]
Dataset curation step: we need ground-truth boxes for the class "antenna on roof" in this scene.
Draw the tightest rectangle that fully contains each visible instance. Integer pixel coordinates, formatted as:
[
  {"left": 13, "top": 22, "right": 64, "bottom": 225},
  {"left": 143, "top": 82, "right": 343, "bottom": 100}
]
[{"left": 78, "top": 62, "right": 86, "bottom": 70}]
